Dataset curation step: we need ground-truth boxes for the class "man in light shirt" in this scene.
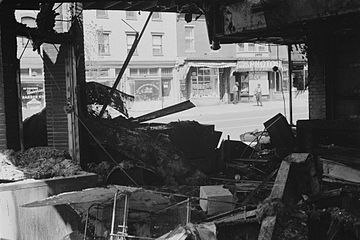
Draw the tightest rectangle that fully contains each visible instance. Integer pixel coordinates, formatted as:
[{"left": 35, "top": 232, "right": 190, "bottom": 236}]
[{"left": 254, "top": 84, "right": 263, "bottom": 106}]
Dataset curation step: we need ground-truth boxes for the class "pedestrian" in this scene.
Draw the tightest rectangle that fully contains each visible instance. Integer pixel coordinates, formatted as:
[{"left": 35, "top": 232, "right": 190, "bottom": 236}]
[
  {"left": 254, "top": 84, "right": 263, "bottom": 106},
  {"left": 232, "top": 82, "right": 239, "bottom": 104}
]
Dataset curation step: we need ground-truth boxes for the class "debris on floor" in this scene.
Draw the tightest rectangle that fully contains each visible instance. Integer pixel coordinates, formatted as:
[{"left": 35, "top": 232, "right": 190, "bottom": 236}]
[
  {"left": 0, "top": 147, "right": 86, "bottom": 180},
  {"left": 7, "top": 102, "right": 360, "bottom": 240}
]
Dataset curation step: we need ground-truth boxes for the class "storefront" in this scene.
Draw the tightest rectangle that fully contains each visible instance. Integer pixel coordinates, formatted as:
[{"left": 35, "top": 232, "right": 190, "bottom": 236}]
[
  {"left": 126, "top": 67, "right": 175, "bottom": 102},
  {"left": 180, "top": 61, "right": 236, "bottom": 102},
  {"left": 235, "top": 60, "right": 282, "bottom": 97}
]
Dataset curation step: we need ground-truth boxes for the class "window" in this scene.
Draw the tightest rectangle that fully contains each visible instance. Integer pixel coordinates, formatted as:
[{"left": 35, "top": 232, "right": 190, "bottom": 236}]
[
  {"left": 152, "top": 12, "right": 162, "bottom": 21},
  {"left": 185, "top": 26, "right": 195, "bottom": 52},
  {"left": 161, "top": 68, "right": 173, "bottom": 76},
  {"left": 130, "top": 68, "right": 138, "bottom": 76},
  {"left": 96, "top": 10, "right": 108, "bottom": 18},
  {"left": 191, "top": 67, "right": 219, "bottom": 98},
  {"left": 126, "top": 11, "right": 137, "bottom": 20},
  {"left": 21, "top": 17, "right": 36, "bottom": 47},
  {"left": 237, "top": 43, "right": 245, "bottom": 52},
  {"left": 126, "top": 33, "right": 137, "bottom": 54},
  {"left": 20, "top": 68, "right": 30, "bottom": 76},
  {"left": 98, "top": 68, "right": 109, "bottom": 77},
  {"left": 31, "top": 68, "right": 43, "bottom": 77},
  {"left": 139, "top": 68, "right": 148, "bottom": 75},
  {"left": 258, "top": 44, "right": 266, "bottom": 52},
  {"left": 248, "top": 43, "right": 255, "bottom": 51},
  {"left": 152, "top": 34, "right": 163, "bottom": 56},
  {"left": 115, "top": 68, "right": 122, "bottom": 76},
  {"left": 98, "top": 31, "right": 110, "bottom": 55},
  {"left": 149, "top": 68, "right": 159, "bottom": 75}
]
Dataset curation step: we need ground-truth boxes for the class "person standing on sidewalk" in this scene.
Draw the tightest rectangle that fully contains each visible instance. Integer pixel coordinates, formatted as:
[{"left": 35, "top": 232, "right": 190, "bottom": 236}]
[
  {"left": 254, "top": 83, "right": 263, "bottom": 106},
  {"left": 232, "top": 82, "right": 239, "bottom": 104}
]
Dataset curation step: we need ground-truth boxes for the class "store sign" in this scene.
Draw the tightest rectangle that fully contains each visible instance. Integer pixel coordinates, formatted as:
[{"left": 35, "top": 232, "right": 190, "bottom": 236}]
[{"left": 237, "top": 60, "right": 282, "bottom": 71}]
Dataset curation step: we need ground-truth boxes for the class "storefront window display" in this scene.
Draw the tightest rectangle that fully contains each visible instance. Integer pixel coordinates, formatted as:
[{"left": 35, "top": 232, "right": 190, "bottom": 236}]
[{"left": 190, "top": 67, "right": 219, "bottom": 98}]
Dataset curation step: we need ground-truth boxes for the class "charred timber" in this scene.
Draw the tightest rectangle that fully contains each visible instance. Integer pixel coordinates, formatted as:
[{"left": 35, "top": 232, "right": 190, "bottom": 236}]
[{"left": 16, "top": 23, "right": 72, "bottom": 46}]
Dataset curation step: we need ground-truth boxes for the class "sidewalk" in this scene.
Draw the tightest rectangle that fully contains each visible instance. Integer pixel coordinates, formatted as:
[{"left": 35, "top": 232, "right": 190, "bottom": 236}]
[{"left": 128, "top": 92, "right": 309, "bottom": 118}]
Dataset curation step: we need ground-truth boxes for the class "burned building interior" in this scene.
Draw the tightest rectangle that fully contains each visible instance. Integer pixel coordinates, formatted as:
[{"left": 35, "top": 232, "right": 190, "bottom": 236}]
[{"left": 0, "top": 0, "right": 360, "bottom": 239}]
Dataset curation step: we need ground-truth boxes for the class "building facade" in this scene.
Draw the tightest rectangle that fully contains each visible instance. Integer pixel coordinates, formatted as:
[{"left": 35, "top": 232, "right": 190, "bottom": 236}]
[
  {"left": 83, "top": 10, "right": 178, "bottom": 104},
  {"left": 17, "top": 9, "right": 307, "bottom": 113},
  {"left": 176, "top": 14, "right": 237, "bottom": 104}
]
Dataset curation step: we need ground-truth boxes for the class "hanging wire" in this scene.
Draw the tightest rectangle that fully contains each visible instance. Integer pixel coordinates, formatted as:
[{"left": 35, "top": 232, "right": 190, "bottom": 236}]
[
  {"left": 19, "top": 39, "right": 30, "bottom": 60},
  {"left": 73, "top": 111, "right": 139, "bottom": 187},
  {"left": 38, "top": 51, "right": 62, "bottom": 91},
  {"left": 53, "top": 3, "right": 63, "bottom": 11}
]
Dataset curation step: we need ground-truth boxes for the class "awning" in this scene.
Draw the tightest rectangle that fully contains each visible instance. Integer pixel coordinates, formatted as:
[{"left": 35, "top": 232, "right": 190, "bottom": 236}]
[{"left": 187, "top": 62, "right": 236, "bottom": 69}]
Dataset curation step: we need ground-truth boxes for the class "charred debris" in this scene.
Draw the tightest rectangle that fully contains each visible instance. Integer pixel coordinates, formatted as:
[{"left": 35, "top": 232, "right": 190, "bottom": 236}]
[{"left": 2, "top": 82, "right": 360, "bottom": 240}]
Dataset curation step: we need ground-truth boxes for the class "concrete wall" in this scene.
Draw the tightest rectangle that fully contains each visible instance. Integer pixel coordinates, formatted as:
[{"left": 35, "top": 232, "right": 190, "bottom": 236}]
[{"left": 0, "top": 174, "right": 98, "bottom": 240}]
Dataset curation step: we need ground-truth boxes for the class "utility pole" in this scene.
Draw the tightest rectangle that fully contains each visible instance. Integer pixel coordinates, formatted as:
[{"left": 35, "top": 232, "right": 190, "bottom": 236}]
[{"left": 288, "top": 45, "right": 293, "bottom": 125}]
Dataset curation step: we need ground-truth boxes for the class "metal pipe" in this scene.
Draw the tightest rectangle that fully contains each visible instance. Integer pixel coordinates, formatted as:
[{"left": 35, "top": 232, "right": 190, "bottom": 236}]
[
  {"left": 122, "top": 194, "right": 129, "bottom": 235},
  {"left": 83, "top": 207, "right": 89, "bottom": 240},
  {"left": 110, "top": 191, "right": 119, "bottom": 240},
  {"left": 99, "top": 12, "right": 153, "bottom": 118},
  {"left": 186, "top": 198, "right": 191, "bottom": 224},
  {"left": 288, "top": 44, "right": 293, "bottom": 125}
]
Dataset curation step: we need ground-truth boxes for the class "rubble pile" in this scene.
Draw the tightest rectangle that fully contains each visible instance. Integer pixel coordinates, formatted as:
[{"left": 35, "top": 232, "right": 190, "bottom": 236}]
[
  {"left": 0, "top": 147, "right": 85, "bottom": 180},
  {"left": 85, "top": 117, "right": 208, "bottom": 186}
]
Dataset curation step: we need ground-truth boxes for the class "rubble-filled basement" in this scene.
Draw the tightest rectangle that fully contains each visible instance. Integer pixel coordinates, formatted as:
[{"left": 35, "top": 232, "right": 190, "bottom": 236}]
[{"left": 1, "top": 0, "right": 360, "bottom": 240}]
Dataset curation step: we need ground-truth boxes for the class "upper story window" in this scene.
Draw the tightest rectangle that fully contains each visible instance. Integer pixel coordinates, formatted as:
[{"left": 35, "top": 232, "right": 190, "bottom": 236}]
[
  {"left": 152, "top": 12, "right": 162, "bottom": 21},
  {"left": 152, "top": 34, "right": 163, "bottom": 56},
  {"left": 21, "top": 16, "right": 36, "bottom": 48},
  {"left": 126, "top": 32, "right": 137, "bottom": 55},
  {"left": 98, "top": 31, "right": 110, "bottom": 56},
  {"left": 185, "top": 26, "right": 195, "bottom": 52},
  {"left": 126, "top": 11, "right": 137, "bottom": 20},
  {"left": 96, "top": 10, "right": 108, "bottom": 19},
  {"left": 248, "top": 43, "right": 255, "bottom": 52}
]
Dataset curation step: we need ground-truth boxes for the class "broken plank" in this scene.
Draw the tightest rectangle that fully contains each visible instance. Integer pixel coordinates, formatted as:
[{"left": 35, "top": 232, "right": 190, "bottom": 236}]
[
  {"left": 258, "top": 216, "right": 277, "bottom": 240},
  {"left": 321, "top": 158, "right": 360, "bottom": 184},
  {"left": 230, "top": 158, "right": 269, "bottom": 163},
  {"left": 214, "top": 209, "right": 258, "bottom": 224},
  {"left": 132, "top": 100, "right": 195, "bottom": 123}
]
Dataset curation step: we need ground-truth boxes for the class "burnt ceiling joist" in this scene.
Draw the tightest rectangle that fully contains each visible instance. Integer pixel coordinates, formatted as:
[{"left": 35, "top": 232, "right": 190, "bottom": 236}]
[
  {"left": 1, "top": 0, "right": 207, "bottom": 13},
  {"left": 3, "top": 0, "right": 360, "bottom": 46}
]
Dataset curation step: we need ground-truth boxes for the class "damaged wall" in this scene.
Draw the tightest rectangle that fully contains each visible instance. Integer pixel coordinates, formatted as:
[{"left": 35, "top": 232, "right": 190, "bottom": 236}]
[
  {"left": 0, "top": 7, "right": 21, "bottom": 150},
  {"left": 307, "top": 17, "right": 360, "bottom": 120}
]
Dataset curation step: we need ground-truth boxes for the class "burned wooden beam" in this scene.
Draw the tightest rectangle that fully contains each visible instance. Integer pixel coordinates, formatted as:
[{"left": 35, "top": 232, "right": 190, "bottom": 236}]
[
  {"left": 16, "top": 23, "right": 72, "bottom": 45},
  {"left": 257, "top": 153, "right": 320, "bottom": 240},
  {"left": 321, "top": 158, "right": 360, "bottom": 184},
  {"left": 131, "top": 100, "right": 195, "bottom": 123}
]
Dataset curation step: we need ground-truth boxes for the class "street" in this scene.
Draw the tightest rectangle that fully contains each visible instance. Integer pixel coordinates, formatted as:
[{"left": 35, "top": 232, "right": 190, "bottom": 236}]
[{"left": 129, "top": 94, "right": 309, "bottom": 141}]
